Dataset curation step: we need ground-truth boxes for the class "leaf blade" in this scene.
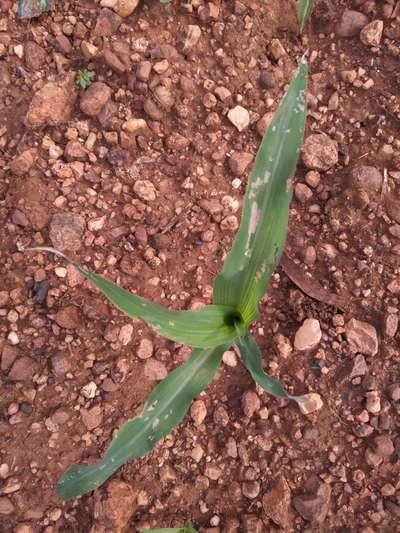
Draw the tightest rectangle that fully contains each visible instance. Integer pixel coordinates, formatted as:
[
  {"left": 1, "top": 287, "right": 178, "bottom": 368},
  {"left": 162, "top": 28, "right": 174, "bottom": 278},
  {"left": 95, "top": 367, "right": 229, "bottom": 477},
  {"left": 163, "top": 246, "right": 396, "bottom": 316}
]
[
  {"left": 57, "top": 344, "right": 228, "bottom": 500},
  {"left": 213, "top": 58, "right": 308, "bottom": 325},
  {"left": 78, "top": 266, "right": 238, "bottom": 348},
  {"left": 237, "top": 334, "right": 305, "bottom": 403},
  {"left": 297, "top": 0, "right": 314, "bottom": 32}
]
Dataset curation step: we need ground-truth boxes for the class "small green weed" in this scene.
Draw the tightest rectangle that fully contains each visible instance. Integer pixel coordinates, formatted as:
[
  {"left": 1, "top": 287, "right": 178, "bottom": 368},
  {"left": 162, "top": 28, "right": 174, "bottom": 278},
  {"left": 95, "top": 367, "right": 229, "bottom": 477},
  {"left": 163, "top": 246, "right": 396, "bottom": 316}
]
[
  {"left": 76, "top": 69, "right": 95, "bottom": 89},
  {"left": 26, "top": 56, "right": 313, "bottom": 501}
]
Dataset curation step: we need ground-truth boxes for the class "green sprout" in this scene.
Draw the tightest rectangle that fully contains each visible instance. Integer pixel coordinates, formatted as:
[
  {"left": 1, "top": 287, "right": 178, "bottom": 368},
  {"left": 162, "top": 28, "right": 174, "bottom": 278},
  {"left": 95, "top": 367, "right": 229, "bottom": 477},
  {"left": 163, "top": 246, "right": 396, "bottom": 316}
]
[
  {"left": 142, "top": 523, "right": 198, "bottom": 533},
  {"left": 76, "top": 69, "right": 95, "bottom": 89},
  {"left": 297, "top": 0, "right": 314, "bottom": 32},
  {"left": 26, "top": 57, "right": 310, "bottom": 501}
]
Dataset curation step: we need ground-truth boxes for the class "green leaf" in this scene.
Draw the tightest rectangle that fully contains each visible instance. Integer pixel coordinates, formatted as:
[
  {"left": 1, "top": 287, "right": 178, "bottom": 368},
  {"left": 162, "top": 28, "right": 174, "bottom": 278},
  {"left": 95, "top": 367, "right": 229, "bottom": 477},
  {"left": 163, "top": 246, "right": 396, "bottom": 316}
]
[
  {"left": 79, "top": 266, "right": 239, "bottom": 348},
  {"left": 23, "top": 247, "right": 240, "bottom": 348},
  {"left": 213, "top": 58, "right": 308, "bottom": 325},
  {"left": 142, "top": 524, "right": 198, "bottom": 533},
  {"left": 57, "top": 344, "right": 228, "bottom": 500},
  {"left": 236, "top": 334, "right": 305, "bottom": 403},
  {"left": 297, "top": 0, "right": 314, "bottom": 32}
]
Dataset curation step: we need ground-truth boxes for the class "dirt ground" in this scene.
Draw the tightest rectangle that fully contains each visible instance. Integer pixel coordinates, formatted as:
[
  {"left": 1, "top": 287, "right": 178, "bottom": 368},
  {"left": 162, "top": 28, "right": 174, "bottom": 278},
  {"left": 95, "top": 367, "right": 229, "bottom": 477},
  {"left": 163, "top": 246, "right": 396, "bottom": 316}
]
[{"left": 1, "top": 0, "right": 400, "bottom": 531}]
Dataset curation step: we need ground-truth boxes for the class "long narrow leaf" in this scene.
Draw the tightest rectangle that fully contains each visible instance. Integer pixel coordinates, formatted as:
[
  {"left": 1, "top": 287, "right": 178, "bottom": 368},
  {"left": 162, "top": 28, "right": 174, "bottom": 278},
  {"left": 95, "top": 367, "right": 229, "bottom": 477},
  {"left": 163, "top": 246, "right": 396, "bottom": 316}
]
[
  {"left": 297, "top": 0, "right": 314, "bottom": 32},
  {"left": 237, "top": 334, "right": 305, "bottom": 404},
  {"left": 213, "top": 58, "right": 308, "bottom": 325},
  {"left": 80, "top": 267, "right": 239, "bottom": 348},
  {"left": 24, "top": 247, "right": 238, "bottom": 348},
  {"left": 57, "top": 344, "right": 228, "bottom": 500},
  {"left": 142, "top": 524, "right": 198, "bottom": 533}
]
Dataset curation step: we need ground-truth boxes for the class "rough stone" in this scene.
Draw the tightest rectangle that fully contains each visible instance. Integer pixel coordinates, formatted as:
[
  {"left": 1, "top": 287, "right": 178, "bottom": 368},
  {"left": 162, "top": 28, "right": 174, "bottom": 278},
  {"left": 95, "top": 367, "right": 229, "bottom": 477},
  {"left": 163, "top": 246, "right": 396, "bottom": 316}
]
[
  {"left": 262, "top": 475, "right": 292, "bottom": 530},
  {"left": 91, "top": 480, "right": 137, "bottom": 533},
  {"left": 228, "top": 106, "right": 250, "bottom": 132},
  {"left": 298, "top": 393, "right": 324, "bottom": 414},
  {"left": 8, "top": 357, "right": 39, "bottom": 381},
  {"left": 293, "top": 479, "right": 331, "bottom": 524},
  {"left": 336, "top": 10, "right": 368, "bottom": 37},
  {"left": 24, "top": 41, "right": 47, "bottom": 70},
  {"left": 384, "top": 313, "right": 398, "bottom": 338},
  {"left": 182, "top": 25, "right": 202, "bottom": 54},
  {"left": 51, "top": 353, "right": 71, "bottom": 377},
  {"left": 372, "top": 435, "right": 394, "bottom": 458},
  {"left": 241, "top": 390, "right": 260, "bottom": 418},
  {"left": 360, "top": 20, "right": 384, "bottom": 47},
  {"left": 0, "top": 496, "right": 15, "bottom": 515},
  {"left": 229, "top": 152, "right": 253, "bottom": 176},
  {"left": 113, "top": 0, "right": 139, "bottom": 17},
  {"left": 133, "top": 180, "right": 156, "bottom": 202},
  {"left": 10, "top": 149, "right": 36, "bottom": 176},
  {"left": 55, "top": 306, "right": 80, "bottom": 329},
  {"left": 349, "top": 354, "right": 368, "bottom": 378},
  {"left": 25, "top": 74, "right": 77, "bottom": 128},
  {"left": 350, "top": 166, "right": 382, "bottom": 192},
  {"left": 94, "top": 8, "right": 122, "bottom": 37},
  {"left": 191, "top": 399, "right": 207, "bottom": 426},
  {"left": 1, "top": 345, "right": 18, "bottom": 371},
  {"left": 81, "top": 405, "right": 103, "bottom": 431},
  {"left": 137, "top": 338, "right": 154, "bottom": 359},
  {"left": 49, "top": 213, "right": 85, "bottom": 252},
  {"left": 302, "top": 133, "right": 338, "bottom": 171},
  {"left": 345, "top": 319, "right": 378, "bottom": 356},
  {"left": 294, "top": 318, "right": 322, "bottom": 351},
  {"left": 80, "top": 82, "right": 112, "bottom": 117}
]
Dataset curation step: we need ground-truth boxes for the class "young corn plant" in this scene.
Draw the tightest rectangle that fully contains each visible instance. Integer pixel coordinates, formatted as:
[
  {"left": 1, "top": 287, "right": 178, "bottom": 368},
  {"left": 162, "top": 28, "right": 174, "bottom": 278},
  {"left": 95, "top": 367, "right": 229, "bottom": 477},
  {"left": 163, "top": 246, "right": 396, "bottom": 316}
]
[
  {"left": 27, "top": 57, "right": 309, "bottom": 500},
  {"left": 297, "top": 0, "right": 314, "bottom": 32}
]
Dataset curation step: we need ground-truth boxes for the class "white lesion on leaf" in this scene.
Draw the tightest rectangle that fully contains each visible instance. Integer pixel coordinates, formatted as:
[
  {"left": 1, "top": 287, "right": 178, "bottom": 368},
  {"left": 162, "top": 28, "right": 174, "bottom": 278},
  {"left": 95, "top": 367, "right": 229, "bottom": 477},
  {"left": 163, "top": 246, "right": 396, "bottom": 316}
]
[{"left": 248, "top": 171, "right": 271, "bottom": 199}]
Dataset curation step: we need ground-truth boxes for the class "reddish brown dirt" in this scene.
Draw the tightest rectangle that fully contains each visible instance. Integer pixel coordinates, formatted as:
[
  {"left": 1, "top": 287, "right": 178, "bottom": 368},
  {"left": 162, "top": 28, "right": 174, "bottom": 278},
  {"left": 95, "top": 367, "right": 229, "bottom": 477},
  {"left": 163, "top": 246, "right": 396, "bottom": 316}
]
[{"left": 1, "top": 0, "right": 400, "bottom": 532}]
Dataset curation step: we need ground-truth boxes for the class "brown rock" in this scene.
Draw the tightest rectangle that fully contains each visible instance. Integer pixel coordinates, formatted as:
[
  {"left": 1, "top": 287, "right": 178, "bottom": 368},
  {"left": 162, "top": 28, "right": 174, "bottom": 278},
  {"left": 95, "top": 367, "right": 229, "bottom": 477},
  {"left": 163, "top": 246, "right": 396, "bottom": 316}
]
[
  {"left": 64, "top": 141, "right": 88, "bottom": 162},
  {"left": 1, "top": 345, "right": 18, "bottom": 371},
  {"left": 103, "top": 49, "right": 126, "bottom": 74},
  {"left": 80, "top": 82, "right": 112, "bottom": 117},
  {"left": 242, "top": 515, "right": 263, "bottom": 533},
  {"left": 153, "top": 85, "right": 174, "bottom": 110},
  {"left": 384, "top": 313, "right": 398, "bottom": 338},
  {"left": 55, "top": 34, "right": 72, "bottom": 54},
  {"left": 181, "top": 25, "right": 202, "bottom": 54},
  {"left": 94, "top": 8, "right": 122, "bottom": 37},
  {"left": 24, "top": 41, "right": 47, "bottom": 70},
  {"left": 302, "top": 133, "right": 338, "bottom": 171},
  {"left": 166, "top": 132, "right": 190, "bottom": 151},
  {"left": 360, "top": 20, "right": 384, "bottom": 47},
  {"left": 136, "top": 61, "right": 151, "bottom": 81},
  {"left": 143, "top": 359, "right": 168, "bottom": 381},
  {"left": 336, "top": 10, "right": 368, "bottom": 37},
  {"left": 25, "top": 74, "right": 77, "bottom": 128},
  {"left": 262, "top": 475, "right": 292, "bottom": 530},
  {"left": 345, "top": 318, "right": 378, "bottom": 356},
  {"left": 229, "top": 152, "right": 253, "bottom": 176},
  {"left": 8, "top": 357, "right": 39, "bottom": 381},
  {"left": 10, "top": 149, "right": 35, "bottom": 176},
  {"left": 97, "top": 101, "right": 118, "bottom": 128},
  {"left": 241, "top": 390, "right": 260, "bottom": 418},
  {"left": 294, "top": 183, "right": 313, "bottom": 203},
  {"left": 350, "top": 165, "right": 382, "bottom": 192},
  {"left": 81, "top": 405, "right": 103, "bottom": 431},
  {"left": 51, "top": 353, "right": 72, "bottom": 377},
  {"left": 293, "top": 479, "right": 331, "bottom": 524},
  {"left": 0, "top": 496, "right": 15, "bottom": 515},
  {"left": 191, "top": 399, "right": 207, "bottom": 426},
  {"left": 49, "top": 213, "right": 85, "bottom": 252},
  {"left": 55, "top": 306, "right": 80, "bottom": 329},
  {"left": 91, "top": 480, "right": 137, "bottom": 533},
  {"left": 14, "top": 525, "right": 34, "bottom": 533},
  {"left": 372, "top": 435, "right": 394, "bottom": 458},
  {"left": 114, "top": 0, "right": 139, "bottom": 17},
  {"left": 143, "top": 98, "right": 163, "bottom": 120}
]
